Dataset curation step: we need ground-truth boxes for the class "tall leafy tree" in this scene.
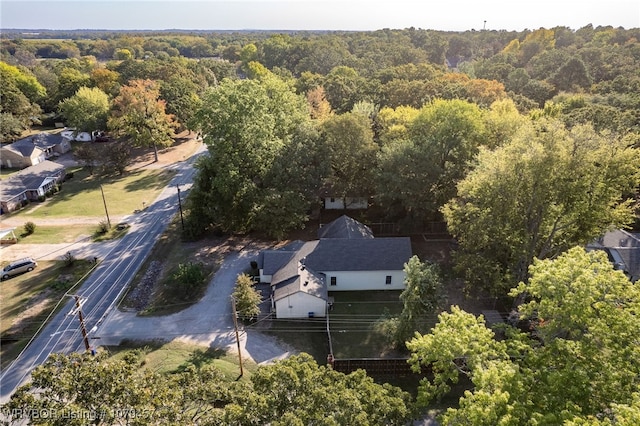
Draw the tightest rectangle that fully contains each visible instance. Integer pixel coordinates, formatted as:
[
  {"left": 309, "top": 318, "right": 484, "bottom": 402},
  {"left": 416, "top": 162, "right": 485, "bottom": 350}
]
[
  {"left": 229, "top": 354, "right": 413, "bottom": 425},
  {"left": 186, "top": 74, "right": 321, "bottom": 238},
  {"left": 407, "top": 247, "right": 640, "bottom": 424},
  {"left": 108, "top": 79, "right": 177, "bottom": 162},
  {"left": 395, "top": 256, "right": 445, "bottom": 345},
  {"left": 232, "top": 274, "right": 262, "bottom": 321},
  {"left": 320, "top": 111, "right": 378, "bottom": 204},
  {"left": 376, "top": 99, "right": 487, "bottom": 222},
  {"left": 443, "top": 119, "right": 640, "bottom": 296},
  {"left": 58, "top": 86, "right": 110, "bottom": 133}
]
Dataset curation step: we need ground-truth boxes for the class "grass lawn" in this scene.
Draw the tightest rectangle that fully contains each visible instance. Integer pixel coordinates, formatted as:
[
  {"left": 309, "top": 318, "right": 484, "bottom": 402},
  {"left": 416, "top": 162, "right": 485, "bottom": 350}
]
[
  {"left": 15, "top": 224, "right": 97, "bottom": 243},
  {"left": 106, "top": 340, "right": 255, "bottom": 381},
  {"left": 0, "top": 259, "right": 98, "bottom": 369},
  {"left": 328, "top": 290, "right": 404, "bottom": 358},
  {"left": 12, "top": 167, "right": 175, "bottom": 218}
]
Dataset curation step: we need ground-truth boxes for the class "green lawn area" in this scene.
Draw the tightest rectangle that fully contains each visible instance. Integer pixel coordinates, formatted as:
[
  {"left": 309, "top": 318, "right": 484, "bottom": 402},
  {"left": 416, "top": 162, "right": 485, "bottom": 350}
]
[
  {"left": 106, "top": 340, "right": 256, "bottom": 381},
  {"left": 262, "top": 291, "right": 404, "bottom": 363},
  {"left": 328, "top": 290, "right": 404, "bottom": 358},
  {"left": 0, "top": 259, "right": 97, "bottom": 369},
  {"left": 13, "top": 167, "right": 176, "bottom": 218},
  {"left": 15, "top": 224, "right": 97, "bottom": 243}
]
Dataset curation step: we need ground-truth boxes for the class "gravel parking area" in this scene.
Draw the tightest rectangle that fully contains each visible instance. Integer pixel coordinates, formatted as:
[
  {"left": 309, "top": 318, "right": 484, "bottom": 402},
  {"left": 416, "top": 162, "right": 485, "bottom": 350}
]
[{"left": 96, "top": 245, "right": 296, "bottom": 365}]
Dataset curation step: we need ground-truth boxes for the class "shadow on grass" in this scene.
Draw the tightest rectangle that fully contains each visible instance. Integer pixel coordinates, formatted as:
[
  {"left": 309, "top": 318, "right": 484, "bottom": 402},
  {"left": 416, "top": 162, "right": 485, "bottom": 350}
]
[
  {"left": 174, "top": 347, "right": 227, "bottom": 372},
  {"left": 124, "top": 169, "right": 174, "bottom": 192}
]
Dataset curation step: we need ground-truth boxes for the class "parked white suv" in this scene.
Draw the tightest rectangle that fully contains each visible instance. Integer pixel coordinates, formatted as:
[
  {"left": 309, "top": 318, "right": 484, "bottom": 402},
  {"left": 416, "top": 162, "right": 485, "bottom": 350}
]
[{"left": 1, "top": 258, "right": 37, "bottom": 280}]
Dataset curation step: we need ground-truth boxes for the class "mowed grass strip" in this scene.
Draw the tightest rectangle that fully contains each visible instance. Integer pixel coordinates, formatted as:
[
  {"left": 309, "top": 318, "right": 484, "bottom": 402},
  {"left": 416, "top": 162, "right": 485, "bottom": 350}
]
[
  {"left": 106, "top": 340, "right": 255, "bottom": 380},
  {"left": 16, "top": 167, "right": 176, "bottom": 218},
  {"left": 16, "top": 224, "right": 97, "bottom": 244}
]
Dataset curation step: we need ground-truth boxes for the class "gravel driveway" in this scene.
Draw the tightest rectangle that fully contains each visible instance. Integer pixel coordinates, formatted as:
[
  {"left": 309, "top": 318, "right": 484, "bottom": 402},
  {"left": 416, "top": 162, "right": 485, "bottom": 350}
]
[{"left": 96, "top": 246, "right": 296, "bottom": 364}]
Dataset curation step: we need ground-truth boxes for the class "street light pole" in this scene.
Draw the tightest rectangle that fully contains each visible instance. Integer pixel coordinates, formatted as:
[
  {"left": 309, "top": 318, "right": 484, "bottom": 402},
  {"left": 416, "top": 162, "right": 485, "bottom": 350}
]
[
  {"left": 176, "top": 184, "right": 184, "bottom": 230},
  {"left": 100, "top": 184, "right": 111, "bottom": 229}
]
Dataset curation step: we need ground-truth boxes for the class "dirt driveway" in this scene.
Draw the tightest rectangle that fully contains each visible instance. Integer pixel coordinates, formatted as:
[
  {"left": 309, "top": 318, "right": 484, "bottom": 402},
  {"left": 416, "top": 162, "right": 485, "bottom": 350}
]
[{"left": 96, "top": 245, "right": 296, "bottom": 365}]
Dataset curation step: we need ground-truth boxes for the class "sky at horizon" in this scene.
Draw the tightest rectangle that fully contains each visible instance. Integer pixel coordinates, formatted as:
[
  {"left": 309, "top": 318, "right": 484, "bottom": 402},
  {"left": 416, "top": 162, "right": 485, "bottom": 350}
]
[{"left": 1, "top": 0, "right": 639, "bottom": 32}]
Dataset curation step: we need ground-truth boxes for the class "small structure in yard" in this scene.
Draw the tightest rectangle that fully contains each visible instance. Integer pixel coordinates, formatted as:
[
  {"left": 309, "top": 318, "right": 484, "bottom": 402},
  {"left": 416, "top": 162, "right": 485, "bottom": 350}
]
[
  {"left": 258, "top": 215, "right": 412, "bottom": 319},
  {"left": 0, "top": 228, "right": 18, "bottom": 244}
]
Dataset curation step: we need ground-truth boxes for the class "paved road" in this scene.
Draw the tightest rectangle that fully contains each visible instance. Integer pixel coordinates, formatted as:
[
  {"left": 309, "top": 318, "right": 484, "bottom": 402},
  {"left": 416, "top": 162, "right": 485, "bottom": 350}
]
[{"left": 0, "top": 147, "right": 206, "bottom": 404}]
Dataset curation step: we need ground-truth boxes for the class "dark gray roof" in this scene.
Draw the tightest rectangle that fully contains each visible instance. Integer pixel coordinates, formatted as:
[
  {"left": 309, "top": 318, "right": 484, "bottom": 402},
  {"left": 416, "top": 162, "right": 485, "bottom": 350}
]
[
  {"left": 318, "top": 215, "right": 374, "bottom": 239},
  {"left": 0, "top": 160, "right": 65, "bottom": 201},
  {"left": 271, "top": 241, "right": 319, "bottom": 285},
  {"left": 12, "top": 133, "right": 63, "bottom": 151},
  {"left": 273, "top": 265, "right": 327, "bottom": 302},
  {"left": 304, "top": 237, "right": 412, "bottom": 272},
  {"left": 595, "top": 229, "right": 640, "bottom": 282},
  {"left": 263, "top": 251, "right": 296, "bottom": 275}
]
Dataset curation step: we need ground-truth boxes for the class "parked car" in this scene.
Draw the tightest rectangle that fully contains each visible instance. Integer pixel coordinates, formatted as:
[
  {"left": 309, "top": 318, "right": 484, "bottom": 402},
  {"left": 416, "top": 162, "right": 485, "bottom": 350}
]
[{"left": 1, "top": 258, "right": 37, "bottom": 280}]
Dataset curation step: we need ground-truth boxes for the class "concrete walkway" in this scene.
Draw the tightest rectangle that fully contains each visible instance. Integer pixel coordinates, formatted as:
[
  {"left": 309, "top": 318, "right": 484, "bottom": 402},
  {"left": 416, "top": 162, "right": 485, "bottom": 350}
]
[{"left": 96, "top": 246, "right": 296, "bottom": 365}]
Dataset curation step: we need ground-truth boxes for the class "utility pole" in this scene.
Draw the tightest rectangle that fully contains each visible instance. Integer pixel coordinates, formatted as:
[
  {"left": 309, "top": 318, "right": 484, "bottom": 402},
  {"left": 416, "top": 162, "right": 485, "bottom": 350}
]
[
  {"left": 73, "top": 295, "right": 91, "bottom": 352},
  {"left": 231, "top": 296, "right": 244, "bottom": 377},
  {"left": 100, "top": 185, "right": 111, "bottom": 229},
  {"left": 176, "top": 184, "right": 184, "bottom": 230}
]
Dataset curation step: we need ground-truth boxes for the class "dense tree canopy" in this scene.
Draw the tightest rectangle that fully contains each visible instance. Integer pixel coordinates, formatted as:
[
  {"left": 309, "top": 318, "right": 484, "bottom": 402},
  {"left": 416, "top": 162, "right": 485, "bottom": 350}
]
[
  {"left": 3, "top": 352, "right": 413, "bottom": 425},
  {"left": 58, "top": 86, "right": 110, "bottom": 133},
  {"left": 443, "top": 118, "right": 640, "bottom": 295},
  {"left": 407, "top": 247, "right": 640, "bottom": 425},
  {"left": 185, "top": 73, "right": 324, "bottom": 238}
]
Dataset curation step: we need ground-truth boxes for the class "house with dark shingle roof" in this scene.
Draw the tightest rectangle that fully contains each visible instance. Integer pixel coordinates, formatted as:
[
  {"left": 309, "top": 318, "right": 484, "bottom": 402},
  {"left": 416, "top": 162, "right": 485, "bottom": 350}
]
[
  {"left": 1, "top": 132, "right": 71, "bottom": 169},
  {"left": 0, "top": 160, "right": 66, "bottom": 214},
  {"left": 258, "top": 215, "right": 412, "bottom": 318},
  {"left": 588, "top": 229, "right": 640, "bottom": 283}
]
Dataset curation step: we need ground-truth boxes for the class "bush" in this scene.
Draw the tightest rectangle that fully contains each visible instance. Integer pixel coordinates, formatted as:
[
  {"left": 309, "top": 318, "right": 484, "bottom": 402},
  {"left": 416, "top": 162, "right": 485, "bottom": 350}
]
[
  {"left": 63, "top": 251, "right": 76, "bottom": 267},
  {"left": 38, "top": 195, "right": 46, "bottom": 202},
  {"left": 171, "top": 262, "right": 206, "bottom": 300},
  {"left": 23, "top": 221, "right": 36, "bottom": 235},
  {"left": 97, "top": 220, "right": 110, "bottom": 234}
]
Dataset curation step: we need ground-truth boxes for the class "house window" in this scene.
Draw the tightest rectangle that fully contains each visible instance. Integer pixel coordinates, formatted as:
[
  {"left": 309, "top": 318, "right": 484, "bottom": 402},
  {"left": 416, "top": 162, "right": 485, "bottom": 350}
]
[
  {"left": 330, "top": 197, "right": 335, "bottom": 203},
  {"left": 330, "top": 277, "right": 337, "bottom": 286},
  {"left": 385, "top": 275, "right": 392, "bottom": 285}
]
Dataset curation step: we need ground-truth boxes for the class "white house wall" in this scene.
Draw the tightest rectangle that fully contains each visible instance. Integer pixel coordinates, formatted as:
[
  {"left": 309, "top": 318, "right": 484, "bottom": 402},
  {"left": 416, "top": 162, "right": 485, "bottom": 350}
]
[
  {"left": 275, "top": 292, "right": 327, "bottom": 318},
  {"left": 323, "top": 197, "right": 368, "bottom": 210},
  {"left": 259, "top": 269, "right": 272, "bottom": 283},
  {"left": 325, "top": 270, "right": 406, "bottom": 291}
]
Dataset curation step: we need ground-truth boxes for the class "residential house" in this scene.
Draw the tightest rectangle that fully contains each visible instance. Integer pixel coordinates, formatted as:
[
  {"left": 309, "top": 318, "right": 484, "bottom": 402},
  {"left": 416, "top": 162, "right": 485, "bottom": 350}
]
[
  {"left": 258, "top": 215, "right": 412, "bottom": 319},
  {"left": 589, "top": 229, "right": 640, "bottom": 282},
  {"left": 0, "top": 160, "right": 66, "bottom": 214},
  {"left": 1, "top": 133, "right": 71, "bottom": 169}
]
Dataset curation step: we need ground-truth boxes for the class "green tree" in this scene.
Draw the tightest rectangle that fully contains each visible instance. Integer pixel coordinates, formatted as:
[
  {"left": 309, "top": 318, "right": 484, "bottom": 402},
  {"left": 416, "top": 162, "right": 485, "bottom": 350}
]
[
  {"left": 396, "top": 256, "right": 445, "bottom": 345},
  {"left": 232, "top": 274, "right": 262, "bottom": 321},
  {"left": 58, "top": 86, "right": 110, "bottom": 133},
  {"left": 442, "top": 119, "right": 640, "bottom": 296},
  {"left": 321, "top": 112, "right": 378, "bottom": 205},
  {"left": 108, "top": 79, "right": 177, "bottom": 162},
  {"left": 228, "top": 353, "right": 413, "bottom": 425},
  {"left": 186, "top": 74, "right": 319, "bottom": 238},
  {"left": 407, "top": 247, "right": 640, "bottom": 424},
  {"left": 376, "top": 99, "right": 487, "bottom": 223}
]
